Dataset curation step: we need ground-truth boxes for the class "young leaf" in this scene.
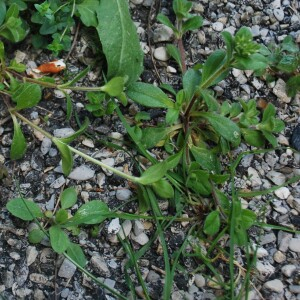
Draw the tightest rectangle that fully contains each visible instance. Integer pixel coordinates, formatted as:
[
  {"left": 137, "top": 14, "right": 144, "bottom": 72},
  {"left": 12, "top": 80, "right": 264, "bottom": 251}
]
[
  {"left": 186, "top": 169, "right": 212, "bottom": 196},
  {"left": 49, "top": 226, "right": 70, "bottom": 254},
  {"left": 70, "top": 200, "right": 109, "bottom": 225},
  {"left": 183, "top": 69, "right": 201, "bottom": 101},
  {"left": 261, "top": 130, "right": 278, "bottom": 147},
  {"left": 241, "top": 128, "right": 265, "bottom": 147},
  {"left": 200, "top": 89, "right": 220, "bottom": 112},
  {"left": 96, "top": 0, "right": 144, "bottom": 86},
  {"left": 166, "top": 44, "right": 182, "bottom": 72},
  {"left": 67, "top": 243, "right": 87, "bottom": 268},
  {"left": 152, "top": 178, "right": 174, "bottom": 199},
  {"left": 286, "top": 75, "right": 300, "bottom": 97},
  {"left": 201, "top": 50, "right": 227, "bottom": 88},
  {"left": 10, "top": 114, "right": 27, "bottom": 160},
  {"left": 221, "top": 31, "right": 234, "bottom": 63},
  {"left": 100, "top": 76, "right": 126, "bottom": 97},
  {"left": 53, "top": 138, "right": 73, "bottom": 176},
  {"left": 66, "top": 93, "right": 73, "bottom": 121},
  {"left": 182, "top": 16, "right": 203, "bottom": 33},
  {"left": 127, "top": 82, "right": 174, "bottom": 108},
  {"left": 12, "top": 83, "right": 42, "bottom": 110},
  {"left": 173, "top": 0, "right": 192, "bottom": 19},
  {"left": 6, "top": 198, "right": 43, "bottom": 221},
  {"left": 76, "top": 0, "right": 98, "bottom": 27},
  {"left": 234, "top": 53, "right": 269, "bottom": 70},
  {"left": 7, "top": 59, "right": 26, "bottom": 72},
  {"left": 200, "top": 112, "right": 241, "bottom": 145},
  {"left": 140, "top": 127, "right": 173, "bottom": 149},
  {"left": 204, "top": 210, "right": 220, "bottom": 235},
  {"left": 61, "top": 187, "right": 77, "bottom": 209},
  {"left": 156, "top": 13, "right": 177, "bottom": 33},
  {"left": 55, "top": 209, "right": 69, "bottom": 224},
  {"left": 28, "top": 229, "right": 46, "bottom": 244},
  {"left": 0, "top": 40, "right": 4, "bottom": 63}
]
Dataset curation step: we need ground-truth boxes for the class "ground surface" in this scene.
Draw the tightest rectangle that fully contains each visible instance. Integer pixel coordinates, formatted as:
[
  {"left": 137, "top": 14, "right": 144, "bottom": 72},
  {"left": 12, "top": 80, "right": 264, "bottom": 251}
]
[{"left": 0, "top": 0, "right": 300, "bottom": 299}]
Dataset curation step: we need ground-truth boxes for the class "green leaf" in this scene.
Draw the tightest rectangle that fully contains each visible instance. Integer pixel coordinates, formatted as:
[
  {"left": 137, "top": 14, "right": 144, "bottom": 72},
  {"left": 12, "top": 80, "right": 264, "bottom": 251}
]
[
  {"left": 261, "top": 130, "right": 278, "bottom": 147},
  {"left": 234, "top": 53, "right": 269, "bottom": 70},
  {"left": 241, "top": 209, "right": 256, "bottom": 230},
  {"left": 200, "top": 112, "right": 241, "bottom": 144},
  {"left": 286, "top": 75, "right": 300, "bottom": 97},
  {"left": 58, "top": 117, "right": 90, "bottom": 144},
  {"left": 277, "top": 55, "right": 298, "bottom": 73},
  {"left": 201, "top": 50, "right": 227, "bottom": 88},
  {"left": 166, "top": 44, "right": 182, "bottom": 71},
  {"left": 0, "top": 40, "right": 4, "bottom": 63},
  {"left": 10, "top": 114, "right": 27, "bottom": 160},
  {"left": 186, "top": 169, "right": 212, "bottom": 195},
  {"left": 61, "top": 187, "right": 77, "bottom": 209},
  {"left": 241, "top": 128, "right": 265, "bottom": 147},
  {"left": 12, "top": 83, "right": 42, "bottom": 110},
  {"left": 0, "top": 2, "right": 6, "bottom": 26},
  {"left": 152, "top": 178, "right": 174, "bottom": 199},
  {"left": 140, "top": 127, "right": 173, "bottom": 149},
  {"left": 281, "top": 36, "right": 299, "bottom": 53},
  {"left": 70, "top": 200, "right": 109, "bottom": 225},
  {"left": 221, "top": 31, "right": 234, "bottom": 63},
  {"left": 100, "top": 76, "right": 126, "bottom": 97},
  {"left": 262, "top": 103, "right": 275, "bottom": 122},
  {"left": 28, "top": 229, "right": 45, "bottom": 244},
  {"left": 182, "top": 16, "right": 203, "bottom": 33},
  {"left": 7, "top": 59, "right": 26, "bottom": 72},
  {"left": 55, "top": 209, "right": 69, "bottom": 224},
  {"left": 6, "top": 198, "right": 43, "bottom": 221},
  {"left": 204, "top": 210, "right": 220, "bottom": 235},
  {"left": 0, "top": 15, "right": 28, "bottom": 42},
  {"left": 53, "top": 138, "right": 73, "bottom": 176},
  {"left": 66, "top": 93, "right": 72, "bottom": 121},
  {"left": 96, "top": 0, "right": 143, "bottom": 86},
  {"left": 66, "top": 243, "right": 87, "bottom": 268},
  {"left": 127, "top": 82, "right": 174, "bottom": 108},
  {"left": 156, "top": 13, "right": 177, "bottom": 33},
  {"left": 215, "top": 189, "right": 230, "bottom": 212},
  {"left": 173, "top": 0, "right": 192, "bottom": 19},
  {"left": 200, "top": 89, "right": 220, "bottom": 112},
  {"left": 190, "top": 145, "right": 221, "bottom": 173},
  {"left": 183, "top": 69, "right": 201, "bottom": 101},
  {"left": 5, "top": 3, "right": 19, "bottom": 20},
  {"left": 59, "top": 66, "right": 90, "bottom": 88},
  {"left": 166, "top": 108, "right": 180, "bottom": 125},
  {"left": 49, "top": 226, "right": 70, "bottom": 254},
  {"left": 77, "top": 0, "right": 98, "bottom": 27}
]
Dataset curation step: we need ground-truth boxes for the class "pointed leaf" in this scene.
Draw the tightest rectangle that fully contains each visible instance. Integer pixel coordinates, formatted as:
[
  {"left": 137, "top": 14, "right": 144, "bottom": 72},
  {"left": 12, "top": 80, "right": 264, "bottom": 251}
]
[
  {"left": 12, "top": 83, "right": 42, "bottom": 109},
  {"left": 183, "top": 69, "right": 201, "bottom": 101},
  {"left": 77, "top": 0, "right": 98, "bottom": 27},
  {"left": 157, "top": 13, "right": 177, "bottom": 32},
  {"left": 204, "top": 210, "right": 220, "bottom": 235},
  {"left": 127, "top": 82, "right": 174, "bottom": 108},
  {"left": 96, "top": 0, "right": 143, "bottom": 86},
  {"left": 53, "top": 138, "right": 73, "bottom": 176},
  {"left": 182, "top": 16, "right": 203, "bottom": 33},
  {"left": 221, "top": 31, "right": 234, "bottom": 63},
  {"left": 10, "top": 114, "right": 27, "bottom": 160},
  {"left": 6, "top": 198, "right": 43, "bottom": 221},
  {"left": 152, "top": 178, "right": 174, "bottom": 199},
  {"left": 67, "top": 243, "right": 87, "bottom": 268},
  {"left": 100, "top": 76, "right": 126, "bottom": 97},
  {"left": 49, "top": 226, "right": 70, "bottom": 254},
  {"left": 166, "top": 44, "right": 182, "bottom": 71},
  {"left": 0, "top": 2, "right": 6, "bottom": 26}
]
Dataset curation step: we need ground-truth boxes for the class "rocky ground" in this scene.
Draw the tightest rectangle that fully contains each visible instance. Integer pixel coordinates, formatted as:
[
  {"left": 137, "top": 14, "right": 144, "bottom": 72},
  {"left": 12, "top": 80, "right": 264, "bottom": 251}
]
[{"left": 0, "top": 0, "right": 300, "bottom": 299}]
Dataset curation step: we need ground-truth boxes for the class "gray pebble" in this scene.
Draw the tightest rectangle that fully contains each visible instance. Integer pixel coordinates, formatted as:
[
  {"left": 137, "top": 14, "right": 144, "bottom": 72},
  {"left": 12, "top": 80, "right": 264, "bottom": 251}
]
[
  {"left": 58, "top": 259, "right": 76, "bottom": 279},
  {"left": 273, "top": 8, "right": 285, "bottom": 21},
  {"left": 282, "top": 264, "right": 297, "bottom": 277},
  {"left": 53, "top": 128, "right": 75, "bottom": 138},
  {"left": 288, "top": 238, "right": 300, "bottom": 252},
  {"left": 68, "top": 165, "right": 95, "bottom": 181},
  {"left": 154, "top": 47, "right": 169, "bottom": 61},
  {"left": 266, "top": 170, "right": 286, "bottom": 185},
  {"left": 90, "top": 256, "right": 111, "bottom": 277},
  {"left": 212, "top": 21, "right": 224, "bottom": 32},
  {"left": 153, "top": 24, "right": 174, "bottom": 43},
  {"left": 289, "top": 285, "right": 300, "bottom": 294},
  {"left": 116, "top": 189, "right": 132, "bottom": 201},
  {"left": 194, "top": 274, "right": 206, "bottom": 288},
  {"left": 264, "top": 279, "right": 284, "bottom": 293},
  {"left": 146, "top": 270, "right": 160, "bottom": 283},
  {"left": 26, "top": 246, "right": 38, "bottom": 266}
]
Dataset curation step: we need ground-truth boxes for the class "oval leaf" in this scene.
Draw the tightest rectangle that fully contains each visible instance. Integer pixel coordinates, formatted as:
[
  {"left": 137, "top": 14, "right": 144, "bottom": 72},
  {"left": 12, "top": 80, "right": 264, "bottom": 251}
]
[
  {"left": 204, "top": 210, "right": 220, "bottom": 236},
  {"left": 152, "top": 178, "right": 174, "bottom": 199},
  {"left": 66, "top": 243, "right": 87, "bottom": 268},
  {"left": 12, "top": 83, "right": 42, "bottom": 110},
  {"left": 61, "top": 187, "right": 77, "bottom": 209},
  {"left": 6, "top": 198, "right": 43, "bottom": 221},
  {"left": 49, "top": 226, "right": 70, "bottom": 254},
  {"left": 28, "top": 229, "right": 46, "bottom": 244}
]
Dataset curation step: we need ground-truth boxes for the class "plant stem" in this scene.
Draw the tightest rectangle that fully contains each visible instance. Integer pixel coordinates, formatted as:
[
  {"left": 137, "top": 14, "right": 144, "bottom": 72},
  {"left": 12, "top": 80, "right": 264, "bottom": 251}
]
[
  {"left": 13, "top": 111, "right": 141, "bottom": 183},
  {"left": 177, "top": 38, "right": 187, "bottom": 74}
]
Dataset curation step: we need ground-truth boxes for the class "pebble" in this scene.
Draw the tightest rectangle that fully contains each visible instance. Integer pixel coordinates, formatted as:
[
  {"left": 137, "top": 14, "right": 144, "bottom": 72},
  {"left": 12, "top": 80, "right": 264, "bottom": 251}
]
[
  {"left": 260, "top": 233, "right": 277, "bottom": 246},
  {"left": 266, "top": 170, "right": 286, "bottom": 185},
  {"left": 104, "top": 278, "right": 116, "bottom": 290},
  {"left": 50, "top": 176, "right": 66, "bottom": 188},
  {"left": 26, "top": 246, "right": 38, "bottom": 266},
  {"left": 167, "top": 66, "right": 177, "bottom": 73},
  {"left": 274, "top": 187, "right": 291, "bottom": 199},
  {"left": 272, "top": 79, "right": 291, "bottom": 103},
  {"left": 289, "top": 285, "right": 300, "bottom": 294},
  {"left": 82, "top": 138, "right": 94, "bottom": 148},
  {"left": 278, "top": 231, "right": 293, "bottom": 252},
  {"left": 101, "top": 157, "right": 115, "bottom": 176},
  {"left": 153, "top": 24, "right": 174, "bottom": 42},
  {"left": 116, "top": 188, "right": 132, "bottom": 201},
  {"left": 118, "top": 220, "right": 132, "bottom": 239},
  {"left": 273, "top": 8, "right": 285, "bottom": 21},
  {"left": 58, "top": 259, "right": 77, "bottom": 279},
  {"left": 194, "top": 274, "right": 206, "bottom": 288},
  {"left": 134, "top": 220, "right": 145, "bottom": 236},
  {"left": 108, "top": 218, "right": 121, "bottom": 234},
  {"left": 41, "top": 137, "right": 52, "bottom": 155},
  {"left": 68, "top": 165, "right": 95, "bottom": 181},
  {"left": 212, "top": 21, "right": 224, "bottom": 32},
  {"left": 256, "top": 247, "right": 269, "bottom": 258},
  {"left": 14, "top": 50, "right": 26, "bottom": 63},
  {"left": 197, "top": 31, "right": 206, "bottom": 44},
  {"left": 10, "top": 252, "right": 20, "bottom": 260},
  {"left": 248, "top": 167, "right": 262, "bottom": 187},
  {"left": 90, "top": 256, "right": 111, "bottom": 277},
  {"left": 29, "top": 273, "right": 49, "bottom": 285},
  {"left": 146, "top": 270, "right": 160, "bottom": 283},
  {"left": 288, "top": 238, "right": 300, "bottom": 252},
  {"left": 282, "top": 264, "right": 297, "bottom": 277},
  {"left": 131, "top": 232, "right": 149, "bottom": 245},
  {"left": 273, "top": 250, "right": 286, "bottom": 263},
  {"left": 263, "top": 279, "right": 284, "bottom": 293},
  {"left": 153, "top": 47, "right": 170, "bottom": 61},
  {"left": 130, "top": 0, "right": 143, "bottom": 4},
  {"left": 256, "top": 261, "right": 275, "bottom": 280},
  {"left": 291, "top": 124, "right": 300, "bottom": 151},
  {"left": 53, "top": 128, "right": 75, "bottom": 138}
]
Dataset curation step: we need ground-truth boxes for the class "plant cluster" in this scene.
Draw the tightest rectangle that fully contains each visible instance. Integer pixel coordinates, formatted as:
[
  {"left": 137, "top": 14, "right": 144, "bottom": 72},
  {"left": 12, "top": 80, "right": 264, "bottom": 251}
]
[{"left": 1, "top": 0, "right": 299, "bottom": 298}]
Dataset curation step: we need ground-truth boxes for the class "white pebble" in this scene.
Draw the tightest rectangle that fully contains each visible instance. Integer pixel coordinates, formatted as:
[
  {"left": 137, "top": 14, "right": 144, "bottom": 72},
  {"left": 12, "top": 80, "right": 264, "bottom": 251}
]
[
  {"left": 116, "top": 189, "right": 132, "bottom": 201},
  {"left": 274, "top": 187, "right": 291, "bottom": 199},
  {"left": 154, "top": 47, "right": 170, "bottom": 61},
  {"left": 68, "top": 165, "right": 95, "bottom": 181},
  {"left": 212, "top": 21, "right": 224, "bottom": 32},
  {"left": 108, "top": 218, "right": 121, "bottom": 234},
  {"left": 263, "top": 279, "right": 284, "bottom": 293},
  {"left": 288, "top": 238, "right": 300, "bottom": 252},
  {"left": 131, "top": 232, "right": 149, "bottom": 245},
  {"left": 282, "top": 264, "right": 297, "bottom": 277}
]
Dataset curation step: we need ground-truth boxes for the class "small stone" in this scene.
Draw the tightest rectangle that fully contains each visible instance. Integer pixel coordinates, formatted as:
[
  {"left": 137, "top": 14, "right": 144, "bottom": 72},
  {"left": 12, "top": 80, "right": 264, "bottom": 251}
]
[
  {"left": 264, "top": 279, "right": 284, "bottom": 293},
  {"left": 266, "top": 170, "right": 286, "bottom": 185},
  {"left": 90, "top": 256, "right": 111, "bottom": 277},
  {"left": 273, "top": 251, "right": 286, "bottom": 263},
  {"left": 212, "top": 21, "right": 224, "bottom": 32},
  {"left": 278, "top": 231, "right": 293, "bottom": 252},
  {"left": 282, "top": 264, "right": 297, "bottom": 277},
  {"left": 154, "top": 47, "right": 170, "bottom": 61},
  {"left": 153, "top": 24, "right": 174, "bottom": 43},
  {"left": 53, "top": 128, "right": 75, "bottom": 138},
  {"left": 14, "top": 50, "right": 27, "bottom": 63},
  {"left": 193, "top": 3, "right": 204, "bottom": 13},
  {"left": 166, "top": 66, "right": 177, "bottom": 73},
  {"left": 41, "top": 137, "right": 52, "bottom": 155},
  {"left": 108, "top": 218, "right": 121, "bottom": 234},
  {"left": 194, "top": 274, "right": 206, "bottom": 288},
  {"left": 197, "top": 31, "right": 206, "bottom": 44},
  {"left": 60, "top": 288, "right": 70, "bottom": 298},
  {"left": 288, "top": 238, "right": 300, "bottom": 252},
  {"left": 248, "top": 167, "right": 262, "bottom": 187},
  {"left": 101, "top": 157, "right": 115, "bottom": 175},
  {"left": 131, "top": 232, "right": 149, "bottom": 245},
  {"left": 26, "top": 246, "right": 38, "bottom": 266},
  {"left": 68, "top": 165, "right": 95, "bottom": 181},
  {"left": 274, "top": 187, "right": 291, "bottom": 199},
  {"left": 82, "top": 138, "right": 94, "bottom": 148},
  {"left": 58, "top": 259, "right": 76, "bottom": 279},
  {"left": 260, "top": 232, "right": 276, "bottom": 245},
  {"left": 291, "top": 124, "right": 300, "bottom": 151},
  {"left": 104, "top": 278, "right": 116, "bottom": 290},
  {"left": 29, "top": 273, "right": 49, "bottom": 285},
  {"left": 273, "top": 79, "right": 291, "bottom": 103},
  {"left": 33, "top": 289, "right": 45, "bottom": 300},
  {"left": 130, "top": 0, "right": 143, "bottom": 4},
  {"left": 256, "top": 247, "right": 269, "bottom": 258},
  {"left": 289, "top": 285, "right": 300, "bottom": 293},
  {"left": 10, "top": 252, "right": 20, "bottom": 260},
  {"left": 146, "top": 270, "right": 160, "bottom": 283},
  {"left": 119, "top": 220, "right": 132, "bottom": 239},
  {"left": 273, "top": 8, "right": 285, "bottom": 21},
  {"left": 256, "top": 261, "right": 275, "bottom": 280},
  {"left": 116, "top": 189, "right": 132, "bottom": 201},
  {"left": 134, "top": 220, "right": 144, "bottom": 236}
]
